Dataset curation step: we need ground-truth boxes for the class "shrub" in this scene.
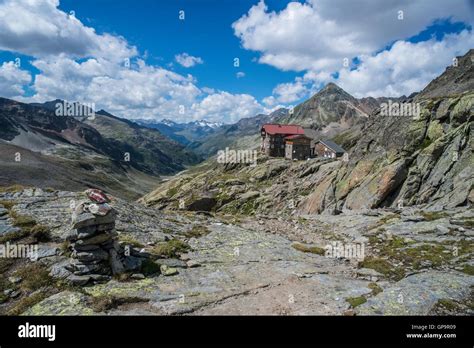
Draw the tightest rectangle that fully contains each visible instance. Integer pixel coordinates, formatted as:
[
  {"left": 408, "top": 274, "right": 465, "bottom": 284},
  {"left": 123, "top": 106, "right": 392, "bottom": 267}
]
[
  {"left": 0, "top": 185, "right": 25, "bottom": 193},
  {"left": 118, "top": 234, "right": 145, "bottom": 248},
  {"left": 184, "top": 225, "right": 210, "bottom": 238},
  {"left": 346, "top": 296, "right": 367, "bottom": 308},
  {"left": 292, "top": 243, "right": 325, "bottom": 255},
  {"left": 7, "top": 291, "right": 47, "bottom": 315},
  {"left": 0, "top": 200, "right": 15, "bottom": 210},
  {"left": 14, "top": 264, "right": 52, "bottom": 292},
  {"left": 11, "top": 212, "right": 36, "bottom": 229},
  {"left": 30, "top": 225, "right": 51, "bottom": 242},
  {"left": 368, "top": 282, "right": 383, "bottom": 296},
  {"left": 150, "top": 239, "right": 190, "bottom": 258}
]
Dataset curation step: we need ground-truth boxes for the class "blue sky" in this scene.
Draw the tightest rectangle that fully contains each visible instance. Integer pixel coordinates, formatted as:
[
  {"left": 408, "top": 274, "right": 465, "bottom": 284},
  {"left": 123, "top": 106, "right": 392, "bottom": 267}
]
[
  {"left": 57, "top": 0, "right": 302, "bottom": 100},
  {"left": 0, "top": 0, "right": 473, "bottom": 123}
]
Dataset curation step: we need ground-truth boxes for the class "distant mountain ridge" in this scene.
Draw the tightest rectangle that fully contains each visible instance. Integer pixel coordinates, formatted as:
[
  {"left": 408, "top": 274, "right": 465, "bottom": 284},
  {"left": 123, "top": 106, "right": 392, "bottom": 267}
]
[
  {"left": 0, "top": 98, "right": 201, "bottom": 199},
  {"left": 135, "top": 118, "right": 224, "bottom": 146},
  {"left": 142, "top": 49, "right": 474, "bottom": 215}
]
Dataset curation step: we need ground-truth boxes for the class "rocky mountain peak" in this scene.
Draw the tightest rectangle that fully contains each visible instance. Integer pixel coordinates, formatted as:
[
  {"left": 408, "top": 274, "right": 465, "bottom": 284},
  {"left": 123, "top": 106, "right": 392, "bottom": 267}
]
[
  {"left": 314, "top": 82, "right": 355, "bottom": 102},
  {"left": 417, "top": 49, "right": 474, "bottom": 99}
]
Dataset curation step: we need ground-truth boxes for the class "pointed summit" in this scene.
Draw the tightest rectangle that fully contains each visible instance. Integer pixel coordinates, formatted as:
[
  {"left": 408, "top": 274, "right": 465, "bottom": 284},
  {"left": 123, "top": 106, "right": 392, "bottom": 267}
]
[
  {"left": 321, "top": 82, "right": 342, "bottom": 91},
  {"left": 316, "top": 82, "right": 353, "bottom": 98}
]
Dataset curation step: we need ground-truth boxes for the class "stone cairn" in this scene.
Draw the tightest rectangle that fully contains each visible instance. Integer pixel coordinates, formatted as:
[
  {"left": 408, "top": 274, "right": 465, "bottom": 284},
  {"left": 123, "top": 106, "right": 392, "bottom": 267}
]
[{"left": 65, "top": 189, "right": 125, "bottom": 285}]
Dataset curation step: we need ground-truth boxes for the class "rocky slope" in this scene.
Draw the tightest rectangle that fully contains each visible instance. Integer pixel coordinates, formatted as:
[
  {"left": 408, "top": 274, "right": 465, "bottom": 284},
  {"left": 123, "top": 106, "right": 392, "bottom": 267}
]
[
  {"left": 85, "top": 110, "right": 201, "bottom": 175},
  {"left": 0, "top": 51, "right": 472, "bottom": 317},
  {"left": 185, "top": 81, "right": 399, "bottom": 159},
  {"left": 0, "top": 98, "right": 200, "bottom": 199},
  {"left": 142, "top": 50, "right": 473, "bottom": 215},
  {"left": 0, "top": 187, "right": 472, "bottom": 315}
]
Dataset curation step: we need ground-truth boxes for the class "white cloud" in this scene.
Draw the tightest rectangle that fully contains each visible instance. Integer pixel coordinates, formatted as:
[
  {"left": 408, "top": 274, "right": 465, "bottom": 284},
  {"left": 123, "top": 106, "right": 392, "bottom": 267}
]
[
  {"left": 236, "top": 71, "right": 245, "bottom": 78},
  {"left": 330, "top": 30, "right": 474, "bottom": 97},
  {"left": 191, "top": 92, "right": 264, "bottom": 123},
  {"left": 236, "top": 0, "right": 473, "bottom": 100},
  {"left": 175, "top": 53, "right": 204, "bottom": 68},
  {"left": 268, "top": 79, "right": 309, "bottom": 104},
  {"left": 233, "top": 0, "right": 473, "bottom": 73},
  {"left": 0, "top": 61, "right": 31, "bottom": 98},
  {"left": 0, "top": 0, "right": 136, "bottom": 60},
  {"left": 0, "top": 0, "right": 263, "bottom": 123}
]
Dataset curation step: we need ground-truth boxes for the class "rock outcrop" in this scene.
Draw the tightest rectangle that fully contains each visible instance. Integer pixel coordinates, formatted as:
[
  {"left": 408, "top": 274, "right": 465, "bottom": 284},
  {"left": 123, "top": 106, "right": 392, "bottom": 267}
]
[{"left": 142, "top": 50, "right": 473, "bottom": 216}]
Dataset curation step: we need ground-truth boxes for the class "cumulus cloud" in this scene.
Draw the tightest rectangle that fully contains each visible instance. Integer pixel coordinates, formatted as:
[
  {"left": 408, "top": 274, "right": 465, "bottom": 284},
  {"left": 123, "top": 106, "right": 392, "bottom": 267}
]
[
  {"left": 0, "top": 0, "right": 136, "bottom": 60},
  {"left": 0, "top": 0, "right": 263, "bottom": 123},
  {"left": 336, "top": 30, "right": 474, "bottom": 97},
  {"left": 233, "top": 0, "right": 472, "bottom": 73},
  {"left": 265, "top": 78, "right": 309, "bottom": 104},
  {"left": 0, "top": 61, "right": 32, "bottom": 98},
  {"left": 236, "top": 0, "right": 473, "bottom": 100},
  {"left": 191, "top": 92, "right": 264, "bottom": 123},
  {"left": 175, "top": 53, "right": 204, "bottom": 68},
  {"left": 27, "top": 57, "right": 202, "bottom": 117}
]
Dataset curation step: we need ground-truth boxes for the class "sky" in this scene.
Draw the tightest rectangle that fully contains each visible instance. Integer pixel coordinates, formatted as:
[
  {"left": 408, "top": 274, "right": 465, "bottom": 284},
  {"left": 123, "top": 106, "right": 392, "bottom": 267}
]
[{"left": 0, "top": 0, "right": 473, "bottom": 123}]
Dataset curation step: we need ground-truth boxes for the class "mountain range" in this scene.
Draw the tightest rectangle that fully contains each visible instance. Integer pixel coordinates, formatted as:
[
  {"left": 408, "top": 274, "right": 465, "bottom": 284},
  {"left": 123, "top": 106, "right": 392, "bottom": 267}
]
[
  {"left": 142, "top": 49, "right": 473, "bottom": 215},
  {"left": 0, "top": 99, "right": 200, "bottom": 199},
  {"left": 134, "top": 118, "right": 223, "bottom": 146}
]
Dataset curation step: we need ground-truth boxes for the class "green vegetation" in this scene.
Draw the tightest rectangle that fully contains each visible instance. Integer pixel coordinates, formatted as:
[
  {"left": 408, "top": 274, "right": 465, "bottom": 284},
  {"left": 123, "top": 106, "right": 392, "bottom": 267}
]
[
  {"left": 0, "top": 185, "right": 25, "bottom": 193},
  {"left": 118, "top": 234, "right": 145, "bottom": 248},
  {"left": 453, "top": 218, "right": 474, "bottom": 228},
  {"left": 0, "top": 200, "right": 15, "bottom": 210},
  {"left": 368, "top": 282, "right": 383, "bottom": 296},
  {"left": 404, "top": 244, "right": 452, "bottom": 269},
  {"left": 60, "top": 241, "right": 72, "bottom": 257},
  {"left": 184, "top": 225, "right": 210, "bottom": 238},
  {"left": 364, "top": 227, "right": 472, "bottom": 280},
  {"left": 461, "top": 265, "right": 474, "bottom": 275},
  {"left": 0, "top": 229, "right": 29, "bottom": 244},
  {"left": 11, "top": 212, "right": 36, "bottom": 231},
  {"left": 359, "top": 257, "right": 405, "bottom": 280},
  {"left": 292, "top": 243, "right": 325, "bottom": 256},
  {"left": 420, "top": 211, "right": 448, "bottom": 221},
  {"left": 0, "top": 211, "right": 45, "bottom": 243},
  {"left": 30, "top": 224, "right": 51, "bottom": 242},
  {"left": 368, "top": 213, "right": 400, "bottom": 230},
  {"left": 87, "top": 294, "right": 148, "bottom": 313},
  {"left": 14, "top": 263, "right": 53, "bottom": 292},
  {"left": 346, "top": 296, "right": 367, "bottom": 308},
  {"left": 436, "top": 298, "right": 461, "bottom": 311},
  {"left": 150, "top": 239, "right": 190, "bottom": 258},
  {"left": 166, "top": 186, "right": 179, "bottom": 198},
  {"left": 420, "top": 137, "right": 433, "bottom": 150},
  {"left": 7, "top": 292, "right": 48, "bottom": 315}
]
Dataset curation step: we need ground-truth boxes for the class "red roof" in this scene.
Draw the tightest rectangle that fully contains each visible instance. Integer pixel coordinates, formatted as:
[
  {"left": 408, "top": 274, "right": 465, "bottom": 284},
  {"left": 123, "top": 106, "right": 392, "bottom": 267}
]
[
  {"left": 261, "top": 124, "right": 305, "bottom": 135},
  {"left": 285, "top": 134, "right": 309, "bottom": 140}
]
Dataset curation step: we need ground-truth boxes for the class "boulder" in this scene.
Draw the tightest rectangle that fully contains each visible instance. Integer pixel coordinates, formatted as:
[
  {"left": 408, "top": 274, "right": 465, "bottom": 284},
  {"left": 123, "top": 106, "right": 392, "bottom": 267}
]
[
  {"left": 72, "top": 210, "right": 117, "bottom": 229},
  {"left": 160, "top": 264, "right": 179, "bottom": 276},
  {"left": 123, "top": 256, "right": 142, "bottom": 272}
]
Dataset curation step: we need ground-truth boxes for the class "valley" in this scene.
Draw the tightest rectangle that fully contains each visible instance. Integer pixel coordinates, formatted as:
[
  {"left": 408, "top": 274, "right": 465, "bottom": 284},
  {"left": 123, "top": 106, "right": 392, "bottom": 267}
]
[{"left": 0, "top": 49, "right": 472, "bottom": 316}]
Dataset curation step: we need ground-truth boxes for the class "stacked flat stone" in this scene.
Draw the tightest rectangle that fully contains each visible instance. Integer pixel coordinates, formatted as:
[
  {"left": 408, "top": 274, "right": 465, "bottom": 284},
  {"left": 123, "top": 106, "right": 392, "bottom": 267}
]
[{"left": 65, "top": 190, "right": 124, "bottom": 284}]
